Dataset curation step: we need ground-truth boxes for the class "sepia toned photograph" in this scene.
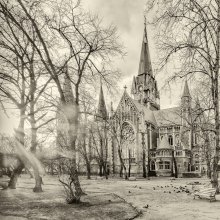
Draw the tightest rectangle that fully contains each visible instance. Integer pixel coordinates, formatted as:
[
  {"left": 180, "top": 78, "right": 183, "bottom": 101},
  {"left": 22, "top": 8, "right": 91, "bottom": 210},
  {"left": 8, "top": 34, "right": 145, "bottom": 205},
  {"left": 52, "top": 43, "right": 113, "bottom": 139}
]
[{"left": 0, "top": 0, "right": 220, "bottom": 219}]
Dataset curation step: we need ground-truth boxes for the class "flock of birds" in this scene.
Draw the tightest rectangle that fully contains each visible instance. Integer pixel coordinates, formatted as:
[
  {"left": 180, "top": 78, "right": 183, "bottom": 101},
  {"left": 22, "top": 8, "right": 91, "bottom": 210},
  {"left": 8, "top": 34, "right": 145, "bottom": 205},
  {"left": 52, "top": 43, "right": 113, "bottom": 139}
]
[
  {"left": 128, "top": 183, "right": 192, "bottom": 209},
  {"left": 152, "top": 184, "right": 191, "bottom": 194},
  {"left": 130, "top": 183, "right": 191, "bottom": 195}
]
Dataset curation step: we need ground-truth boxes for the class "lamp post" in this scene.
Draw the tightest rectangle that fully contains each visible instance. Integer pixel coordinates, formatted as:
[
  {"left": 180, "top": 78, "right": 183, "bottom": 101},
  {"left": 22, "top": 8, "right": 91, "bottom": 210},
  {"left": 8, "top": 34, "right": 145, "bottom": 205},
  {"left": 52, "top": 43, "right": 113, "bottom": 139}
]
[{"left": 141, "top": 132, "right": 147, "bottom": 178}]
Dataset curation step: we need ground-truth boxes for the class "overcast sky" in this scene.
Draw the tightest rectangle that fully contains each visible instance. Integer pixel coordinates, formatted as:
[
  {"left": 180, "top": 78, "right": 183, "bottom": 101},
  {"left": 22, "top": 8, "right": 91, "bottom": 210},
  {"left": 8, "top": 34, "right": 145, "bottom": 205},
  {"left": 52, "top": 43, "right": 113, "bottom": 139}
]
[
  {"left": 84, "top": 0, "right": 184, "bottom": 106},
  {"left": 0, "top": 0, "right": 186, "bottom": 134}
]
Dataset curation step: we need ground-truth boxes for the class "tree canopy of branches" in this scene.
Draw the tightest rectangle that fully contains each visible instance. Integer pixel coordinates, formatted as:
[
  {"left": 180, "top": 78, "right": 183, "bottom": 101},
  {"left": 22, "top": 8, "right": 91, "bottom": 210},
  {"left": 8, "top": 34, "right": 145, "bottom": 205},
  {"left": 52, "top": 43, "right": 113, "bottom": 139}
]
[
  {"left": 0, "top": 0, "right": 124, "bottom": 202},
  {"left": 146, "top": 0, "right": 220, "bottom": 190}
]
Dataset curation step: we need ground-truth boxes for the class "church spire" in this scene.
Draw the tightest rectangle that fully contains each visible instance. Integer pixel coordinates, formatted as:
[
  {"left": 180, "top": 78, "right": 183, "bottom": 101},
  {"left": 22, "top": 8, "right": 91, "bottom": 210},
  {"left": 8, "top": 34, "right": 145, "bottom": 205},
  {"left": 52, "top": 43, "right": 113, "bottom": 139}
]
[
  {"left": 181, "top": 80, "right": 191, "bottom": 114},
  {"left": 182, "top": 81, "right": 191, "bottom": 98},
  {"left": 138, "top": 18, "right": 153, "bottom": 76},
  {"left": 63, "top": 66, "right": 74, "bottom": 104},
  {"left": 96, "top": 83, "right": 108, "bottom": 120}
]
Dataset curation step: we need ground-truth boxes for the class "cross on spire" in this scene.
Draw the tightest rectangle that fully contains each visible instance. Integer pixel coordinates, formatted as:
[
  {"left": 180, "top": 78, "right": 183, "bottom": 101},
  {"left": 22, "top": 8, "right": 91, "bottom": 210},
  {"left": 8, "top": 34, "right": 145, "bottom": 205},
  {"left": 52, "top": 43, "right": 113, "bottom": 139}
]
[{"left": 124, "top": 85, "right": 127, "bottom": 90}]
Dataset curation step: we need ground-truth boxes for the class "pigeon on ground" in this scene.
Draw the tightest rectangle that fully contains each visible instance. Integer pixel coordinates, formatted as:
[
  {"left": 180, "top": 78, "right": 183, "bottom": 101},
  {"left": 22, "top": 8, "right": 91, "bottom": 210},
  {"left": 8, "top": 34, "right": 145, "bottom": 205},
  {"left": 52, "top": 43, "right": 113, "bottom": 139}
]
[{"left": 143, "top": 205, "right": 149, "bottom": 209}]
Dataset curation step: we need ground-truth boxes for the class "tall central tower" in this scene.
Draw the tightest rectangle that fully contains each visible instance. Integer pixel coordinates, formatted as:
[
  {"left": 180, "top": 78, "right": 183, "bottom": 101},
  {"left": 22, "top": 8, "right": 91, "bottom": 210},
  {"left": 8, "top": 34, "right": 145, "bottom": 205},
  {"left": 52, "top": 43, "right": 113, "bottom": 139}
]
[{"left": 131, "top": 22, "right": 160, "bottom": 110}]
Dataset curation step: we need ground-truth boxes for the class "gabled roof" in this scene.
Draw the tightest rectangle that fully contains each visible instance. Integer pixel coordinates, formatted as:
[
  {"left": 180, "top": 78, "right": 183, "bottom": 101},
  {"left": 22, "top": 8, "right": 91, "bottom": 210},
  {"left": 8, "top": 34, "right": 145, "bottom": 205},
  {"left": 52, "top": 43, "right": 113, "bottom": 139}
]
[
  {"left": 115, "top": 90, "right": 158, "bottom": 125},
  {"left": 132, "top": 100, "right": 157, "bottom": 125},
  {"left": 115, "top": 90, "right": 140, "bottom": 114},
  {"left": 158, "top": 136, "right": 172, "bottom": 150},
  {"left": 153, "top": 107, "right": 181, "bottom": 127}
]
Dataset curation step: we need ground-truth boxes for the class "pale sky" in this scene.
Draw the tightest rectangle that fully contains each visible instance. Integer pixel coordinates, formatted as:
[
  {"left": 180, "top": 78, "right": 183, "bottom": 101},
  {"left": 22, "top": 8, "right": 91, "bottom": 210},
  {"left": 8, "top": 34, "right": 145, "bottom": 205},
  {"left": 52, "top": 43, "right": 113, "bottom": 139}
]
[
  {"left": 84, "top": 0, "right": 184, "bottom": 105},
  {"left": 0, "top": 0, "right": 186, "bottom": 134}
]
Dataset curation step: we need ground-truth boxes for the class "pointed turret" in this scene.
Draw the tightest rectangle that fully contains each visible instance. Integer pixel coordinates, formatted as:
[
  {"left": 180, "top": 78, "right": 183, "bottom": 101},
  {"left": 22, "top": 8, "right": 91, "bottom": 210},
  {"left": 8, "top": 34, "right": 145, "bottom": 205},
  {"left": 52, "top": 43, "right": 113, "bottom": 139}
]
[
  {"left": 138, "top": 22, "right": 153, "bottom": 76},
  {"left": 181, "top": 81, "right": 191, "bottom": 109},
  {"left": 63, "top": 68, "right": 74, "bottom": 104},
  {"left": 181, "top": 81, "right": 192, "bottom": 126},
  {"left": 182, "top": 81, "right": 191, "bottom": 98},
  {"left": 96, "top": 84, "right": 108, "bottom": 120},
  {"left": 131, "top": 76, "right": 137, "bottom": 95}
]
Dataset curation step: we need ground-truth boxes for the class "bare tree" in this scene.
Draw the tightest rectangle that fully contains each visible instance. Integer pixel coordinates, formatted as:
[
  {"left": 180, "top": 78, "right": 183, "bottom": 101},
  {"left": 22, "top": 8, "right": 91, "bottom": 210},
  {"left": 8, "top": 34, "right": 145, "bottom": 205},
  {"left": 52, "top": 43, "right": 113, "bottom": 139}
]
[
  {"left": 1, "top": 0, "right": 123, "bottom": 202},
  {"left": 0, "top": 3, "right": 56, "bottom": 191},
  {"left": 146, "top": 0, "right": 220, "bottom": 190},
  {"left": 90, "top": 119, "right": 110, "bottom": 179}
]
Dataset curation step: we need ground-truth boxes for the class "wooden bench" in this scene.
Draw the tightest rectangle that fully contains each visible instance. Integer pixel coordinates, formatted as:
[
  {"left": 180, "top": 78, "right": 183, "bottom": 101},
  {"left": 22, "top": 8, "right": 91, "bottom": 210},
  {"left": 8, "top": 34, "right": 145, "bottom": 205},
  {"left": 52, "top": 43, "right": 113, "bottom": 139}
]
[{"left": 193, "top": 187, "right": 216, "bottom": 202}]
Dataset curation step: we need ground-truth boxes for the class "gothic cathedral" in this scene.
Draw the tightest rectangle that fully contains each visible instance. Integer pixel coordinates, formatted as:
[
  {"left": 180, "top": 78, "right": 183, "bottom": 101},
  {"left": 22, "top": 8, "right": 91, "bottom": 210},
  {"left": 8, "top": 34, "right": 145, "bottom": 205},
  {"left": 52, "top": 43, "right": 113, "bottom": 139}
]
[
  {"left": 57, "top": 23, "right": 206, "bottom": 178},
  {"left": 96, "top": 24, "right": 205, "bottom": 177}
]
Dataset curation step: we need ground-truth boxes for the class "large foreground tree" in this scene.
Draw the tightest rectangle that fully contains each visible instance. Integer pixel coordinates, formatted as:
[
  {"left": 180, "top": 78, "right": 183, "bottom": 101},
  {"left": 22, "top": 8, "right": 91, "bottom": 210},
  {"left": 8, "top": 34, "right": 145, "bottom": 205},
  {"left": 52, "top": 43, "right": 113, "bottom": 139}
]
[
  {"left": 146, "top": 0, "right": 220, "bottom": 190},
  {"left": 0, "top": 0, "right": 123, "bottom": 202}
]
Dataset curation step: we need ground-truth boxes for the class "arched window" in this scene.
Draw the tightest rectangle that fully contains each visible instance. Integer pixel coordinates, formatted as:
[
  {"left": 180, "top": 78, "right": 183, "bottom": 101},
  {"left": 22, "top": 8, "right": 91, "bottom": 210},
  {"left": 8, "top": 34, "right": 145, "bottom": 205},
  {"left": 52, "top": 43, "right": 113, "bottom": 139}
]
[
  {"left": 146, "top": 90, "right": 150, "bottom": 97},
  {"left": 150, "top": 161, "right": 155, "bottom": 171},
  {"left": 194, "top": 134, "right": 198, "bottom": 144},
  {"left": 168, "top": 135, "right": 173, "bottom": 145},
  {"left": 175, "top": 134, "right": 180, "bottom": 145}
]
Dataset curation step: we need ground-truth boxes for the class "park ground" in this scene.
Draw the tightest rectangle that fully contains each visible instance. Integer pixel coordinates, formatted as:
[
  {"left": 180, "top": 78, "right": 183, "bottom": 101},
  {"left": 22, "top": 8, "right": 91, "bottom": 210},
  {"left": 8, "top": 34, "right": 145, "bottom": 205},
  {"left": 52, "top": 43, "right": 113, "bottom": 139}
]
[{"left": 0, "top": 175, "right": 220, "bottom": 220}]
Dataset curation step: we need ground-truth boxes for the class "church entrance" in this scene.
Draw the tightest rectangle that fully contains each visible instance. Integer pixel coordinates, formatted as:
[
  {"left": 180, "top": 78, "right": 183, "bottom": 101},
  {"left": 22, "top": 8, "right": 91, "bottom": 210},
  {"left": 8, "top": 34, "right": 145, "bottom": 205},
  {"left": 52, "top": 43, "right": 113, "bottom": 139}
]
[{"left": 149, "top": 160, "right": 156, "bottom": 176}]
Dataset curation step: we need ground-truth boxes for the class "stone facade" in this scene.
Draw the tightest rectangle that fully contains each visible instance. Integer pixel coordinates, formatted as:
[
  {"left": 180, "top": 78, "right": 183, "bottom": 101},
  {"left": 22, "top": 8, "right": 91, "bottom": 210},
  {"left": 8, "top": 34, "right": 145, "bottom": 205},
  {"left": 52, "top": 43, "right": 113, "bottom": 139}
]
[{"left": 108, "top": 24, "right": 207, "bottom": 177}]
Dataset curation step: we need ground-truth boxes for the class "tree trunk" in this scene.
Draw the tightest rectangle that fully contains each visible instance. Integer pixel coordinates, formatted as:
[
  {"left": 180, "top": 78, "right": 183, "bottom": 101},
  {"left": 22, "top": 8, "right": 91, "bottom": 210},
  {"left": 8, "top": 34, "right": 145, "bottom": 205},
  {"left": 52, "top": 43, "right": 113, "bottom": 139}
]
[
  {"left": 118, "top": 149, "right": 128, "bottom": 179},
  {"left": 30, "top": 119, "right": 43, "bottom": 192},
  {"left": 119, "top": 164, "right": 123, "bottom": 177},
  {"left": 99, "top": 164, "right": 103, "bottom": 176},
  {"left": 211, "top": 1, "right": 220, "bottom": 192},
  {"left": 143, "top": 150, "right": 147, "bottom": 178},
  {"left": 207, "top": 161, "right": 212, "bottom": 179},
  {"left": 172, "top": 151, "right": 178, "bottom": 178},
  {"left": 29, "top": 65, "right": 43, "bottom": 192},
  {"left": 33, "top": 171, "right": 43, "bottom": 192},
  {"left": 103, "top": 163, "right": 108, "bottom": 179},
  {"left": 211, "top": 76, "right": 219, "bottom": 191},
  {"left": 8, "top": 108, "right": 25, "bottom": 189},
  {"left": 128, "top": 149, "right": 131, "bottom": 178},
  {"left": 86, "top": 162, "right": 91, "bottom": 179},
  {"left": 66, "top": 104, "right": 83, "bottom": 202},
  {"left": 8, "top": 159, "right": 24, "bottom": 189}
]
